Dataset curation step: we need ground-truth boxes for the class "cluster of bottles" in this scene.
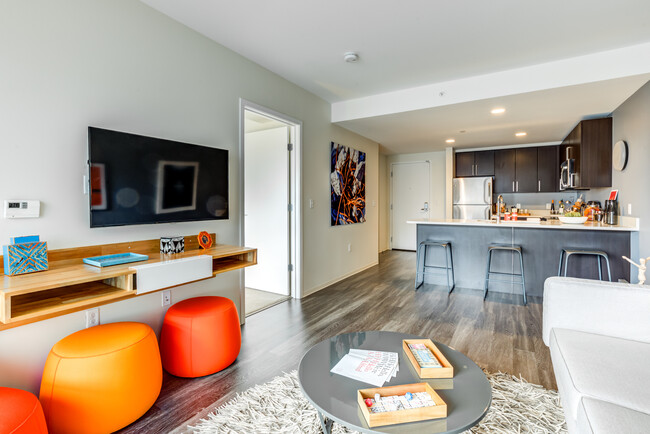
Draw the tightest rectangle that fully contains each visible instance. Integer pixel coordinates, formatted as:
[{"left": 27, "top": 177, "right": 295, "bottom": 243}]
[{"left": 549, "top": 199, "right": 572, "bottom": 215}]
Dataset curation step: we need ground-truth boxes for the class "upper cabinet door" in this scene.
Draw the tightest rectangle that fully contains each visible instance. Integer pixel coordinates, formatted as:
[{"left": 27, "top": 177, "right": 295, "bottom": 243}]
[
  {"left": 515, "top": 148, "right": 538, "bottom": 193},
  {"left": 455, "top": 152, "right": 475, "bottom": 177},
  {"left": 474, "top": 151, "right": 494, "bottom": 176},
  {"left": 494, "top": 149, "right": 516, "bottom": 193},
  {"left": 537, "top": 146, "right": 559, "bottom": 192}
]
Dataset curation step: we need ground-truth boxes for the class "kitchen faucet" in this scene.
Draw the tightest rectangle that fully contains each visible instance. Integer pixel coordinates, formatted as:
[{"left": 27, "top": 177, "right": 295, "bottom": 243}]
[{"left": 496, "top": 195, "right": 504, "bottom": 224}]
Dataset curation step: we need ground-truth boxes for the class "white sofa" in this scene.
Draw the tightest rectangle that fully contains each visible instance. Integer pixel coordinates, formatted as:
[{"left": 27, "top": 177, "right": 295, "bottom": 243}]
[{"left": 543, "top": 277, "right": 650, "bottom": 433}]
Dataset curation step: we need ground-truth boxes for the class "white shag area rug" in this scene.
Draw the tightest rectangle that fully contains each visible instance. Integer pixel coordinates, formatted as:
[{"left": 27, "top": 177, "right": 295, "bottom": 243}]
[{"left": 189, "top": 371, "right": 567, "bottom": 434}]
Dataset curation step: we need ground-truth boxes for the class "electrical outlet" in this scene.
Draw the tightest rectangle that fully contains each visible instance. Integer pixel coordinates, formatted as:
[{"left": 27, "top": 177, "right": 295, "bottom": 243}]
[
  {"left": 309, "top": 199, "right": 314, "bottom": 209},
  {"left": 628, "top": 204, "right": 632, "bottom": 215},
  {"left": 347, "top": 243, "right": 352, "bottom": 252},
  {"left": 85, "top": 308, "right": 99, "bottom": 328},
  {"left": 162, "top": 290, "right": 171, "bottom": 307}
]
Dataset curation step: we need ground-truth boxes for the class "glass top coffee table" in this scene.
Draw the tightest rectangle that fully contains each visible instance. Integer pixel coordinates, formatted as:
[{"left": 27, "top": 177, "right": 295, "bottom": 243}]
[{"left": 298, "top": 331, "right": 491, "bottom": 433}]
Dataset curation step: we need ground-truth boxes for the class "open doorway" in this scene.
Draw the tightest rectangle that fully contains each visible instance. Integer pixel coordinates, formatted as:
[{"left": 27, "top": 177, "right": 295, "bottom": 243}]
[{"left": 240, "top": 101, "right": 302, "bottom": 317}]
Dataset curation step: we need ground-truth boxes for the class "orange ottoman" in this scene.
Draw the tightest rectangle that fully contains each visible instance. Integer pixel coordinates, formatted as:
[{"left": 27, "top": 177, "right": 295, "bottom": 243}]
[
  {"left": 160, "top": 296, "right": 241, "bottom": 377},
  {"left": 39, "top": 322, "right": 162, "bottom": 434},
  {"left": 0, "top": 387, "right": 47, "bottom": 433}
]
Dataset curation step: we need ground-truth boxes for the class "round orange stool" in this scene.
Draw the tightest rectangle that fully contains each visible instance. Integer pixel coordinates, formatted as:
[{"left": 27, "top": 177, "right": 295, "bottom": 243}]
[
  {"left": 0, "top": 387, "right": 47, "bottom": 433},
  {"left": 160, "top": 296, "right": 241, "bottom": 377},
  {"left": 39, "top": 322, "right": 162, "bottom": 434}
]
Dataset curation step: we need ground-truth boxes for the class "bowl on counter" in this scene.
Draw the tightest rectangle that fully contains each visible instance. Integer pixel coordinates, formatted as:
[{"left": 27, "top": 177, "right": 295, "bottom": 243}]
[{"left": 558, "top": 216, "right": 588, "bottom": 224}]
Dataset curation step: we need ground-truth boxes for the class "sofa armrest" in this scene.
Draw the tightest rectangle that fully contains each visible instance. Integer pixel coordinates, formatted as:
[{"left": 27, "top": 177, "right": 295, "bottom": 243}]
[{"left": 543, "top": 277, "right": 650, "bottom": 346}]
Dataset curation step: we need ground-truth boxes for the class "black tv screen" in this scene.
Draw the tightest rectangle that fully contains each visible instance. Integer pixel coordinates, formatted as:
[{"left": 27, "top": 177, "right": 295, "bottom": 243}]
[{"left": 88, "top": 127, "right": 228, "bottom": 228}]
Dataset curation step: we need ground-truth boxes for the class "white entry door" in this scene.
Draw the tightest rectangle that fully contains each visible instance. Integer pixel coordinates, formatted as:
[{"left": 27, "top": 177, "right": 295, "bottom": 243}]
[
  {"left": 391, "top": 161, "right": 430, "bottom": 250},
  {"left": 244, "top": 125, "right": 290, "bottom": 296}
]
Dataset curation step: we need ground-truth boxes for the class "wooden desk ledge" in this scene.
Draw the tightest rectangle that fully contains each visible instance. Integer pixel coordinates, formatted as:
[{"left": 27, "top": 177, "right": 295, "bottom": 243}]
[{"left": 0, "top": 234, "right": 256, "bottom": 331}]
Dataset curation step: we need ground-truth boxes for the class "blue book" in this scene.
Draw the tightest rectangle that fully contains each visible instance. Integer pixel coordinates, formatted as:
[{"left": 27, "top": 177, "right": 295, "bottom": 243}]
[{"left": 10, "top": 235, "right": 40, "bottom": 244}]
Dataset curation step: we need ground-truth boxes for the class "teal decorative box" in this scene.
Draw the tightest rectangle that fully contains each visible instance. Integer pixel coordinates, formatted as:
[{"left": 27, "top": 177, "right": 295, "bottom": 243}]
[{"left": 3, "top": 241, "right": 49, "bottom": 276}]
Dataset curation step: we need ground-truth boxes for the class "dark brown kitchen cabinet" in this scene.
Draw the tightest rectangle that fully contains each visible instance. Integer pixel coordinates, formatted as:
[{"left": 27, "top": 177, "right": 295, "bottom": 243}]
[
  {"left": 494, "top": 149, "right": 515, "bottom": 193},
  {"left": 455, "top": 152, "right": 475, "bottom": 177},
  {"left": 537, "top": 146, "right": 559, "bottom": 192},
  {"left": 455, "top": 151, "right": 494, "bottom": 177},
  {"left": 560, "top": 118, "right": 612, "bottom": 189},
  {"left": 515, "top": 148, "right": 538, "bottom": 193},
  {"left": 494, "top": 147, "right": 540, "bottom": 193},
  {"left": 474, "top": 151, "right": 494, "bottom": 176}
]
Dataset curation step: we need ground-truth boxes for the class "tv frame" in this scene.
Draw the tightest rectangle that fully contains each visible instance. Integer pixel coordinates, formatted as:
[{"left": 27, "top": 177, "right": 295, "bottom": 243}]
[{"left": 87, "top": 127, "right": 229, "bottom": 228}]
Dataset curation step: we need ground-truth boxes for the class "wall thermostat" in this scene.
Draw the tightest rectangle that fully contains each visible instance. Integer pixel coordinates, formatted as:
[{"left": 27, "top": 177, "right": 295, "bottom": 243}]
[{"left": 3, "top": 200, "right": 40, "bottom": 218}]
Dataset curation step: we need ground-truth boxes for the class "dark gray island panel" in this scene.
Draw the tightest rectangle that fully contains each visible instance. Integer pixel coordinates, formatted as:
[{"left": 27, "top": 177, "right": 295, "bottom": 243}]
[{"left": 416, "top": 224, "right": 638, "bottom": 298}]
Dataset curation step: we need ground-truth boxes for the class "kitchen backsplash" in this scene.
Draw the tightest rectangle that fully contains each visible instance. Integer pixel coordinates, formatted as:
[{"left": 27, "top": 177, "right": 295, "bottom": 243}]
[{"left": 495, "top": 192, "right": 579, "bottom": 211}]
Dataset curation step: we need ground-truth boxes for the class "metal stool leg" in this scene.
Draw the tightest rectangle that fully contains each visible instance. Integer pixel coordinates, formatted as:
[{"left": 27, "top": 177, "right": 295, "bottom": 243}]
[
  {"left": 518, "top": 249, "right": 527, "bottom": 305},
  {"left": 603, "top": 254, "right": 612, "bottom": 282},
  {"left": 447, "top": 244, "right": 456, "bottom": 293},
  {"left": 597, "top": 256, "right": 603, "bottom": 281},
  {"left": 484, "top": 249, "right": 492, "bottom": 300},
  {"left": 415, "top": 243, "right": 423, "bottom": 290},
  {"left": 444, "top": 244, "right": 450, "bottom": 292},
  {"left": 558, "top": 250, "right": 565, "bottom": 276},
  {"left": 564, "top": 252, "right": 571, "bottom": 277}
]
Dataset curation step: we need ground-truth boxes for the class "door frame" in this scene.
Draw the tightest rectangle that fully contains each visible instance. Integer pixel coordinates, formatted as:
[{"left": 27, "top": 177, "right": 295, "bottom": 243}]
[
  {"left": 390, "top": 160, "right": 430, "bottom": 250},
  {"left": 239, "top": 99, "right": 303, "bottom": 320}
]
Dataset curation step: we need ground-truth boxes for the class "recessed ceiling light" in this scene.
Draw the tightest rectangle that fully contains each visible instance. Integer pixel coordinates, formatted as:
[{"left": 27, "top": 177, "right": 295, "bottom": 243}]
[
  {"left": 515, "top": 132, "right": 527, "bottom": 137},
  {"left": 446, "top": 139, "right": 455, "bottom": 143},
  {"left": 343, "top": 52, "right": 359, "bottom": 63},
  {"left": 491, "top": 108, "right": 506, "bottom": 115}
]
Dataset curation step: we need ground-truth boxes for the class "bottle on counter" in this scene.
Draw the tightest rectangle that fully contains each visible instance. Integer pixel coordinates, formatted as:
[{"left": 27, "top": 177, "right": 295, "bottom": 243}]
[
  {"left": 551, "top": 200, "right": 555, "bottom": 214},
  {"left": 559, "top": 200, "right": 565, "bottom": 214}
]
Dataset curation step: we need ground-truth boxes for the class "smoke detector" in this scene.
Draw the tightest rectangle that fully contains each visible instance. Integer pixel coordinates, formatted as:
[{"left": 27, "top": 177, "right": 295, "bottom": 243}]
[{"left": 344, "top": 52, "right": 359, "bottom": 63}]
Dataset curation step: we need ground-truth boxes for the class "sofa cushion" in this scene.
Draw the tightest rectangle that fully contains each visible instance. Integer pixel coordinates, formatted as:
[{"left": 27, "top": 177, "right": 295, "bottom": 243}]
[
  {"left": 550, "top": 328, "right": 650, "bottom": 422},
  {"left": 577, "top": 397, "right": 650, "bottom": 434}
]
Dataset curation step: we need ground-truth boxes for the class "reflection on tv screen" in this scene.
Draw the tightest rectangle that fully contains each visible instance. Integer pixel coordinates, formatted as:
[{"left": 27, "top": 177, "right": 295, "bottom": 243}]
[{"left": 88, "top": 127, "right": 228, "bottom": 228}]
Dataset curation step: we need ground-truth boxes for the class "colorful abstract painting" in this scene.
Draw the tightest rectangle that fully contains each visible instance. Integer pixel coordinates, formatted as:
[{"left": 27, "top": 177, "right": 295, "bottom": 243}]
[
  {"left": 3, "top": 241, "right": 49, "bottom": 276},
  {"left": 331, "top": 142, "right": 366, "bottom": 226}
]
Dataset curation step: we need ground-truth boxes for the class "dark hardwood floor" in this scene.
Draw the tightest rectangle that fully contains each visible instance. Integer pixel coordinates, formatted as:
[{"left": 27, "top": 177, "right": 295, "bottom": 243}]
[{"left": 118, "top": 250, "right": 555, "bottom": 434}]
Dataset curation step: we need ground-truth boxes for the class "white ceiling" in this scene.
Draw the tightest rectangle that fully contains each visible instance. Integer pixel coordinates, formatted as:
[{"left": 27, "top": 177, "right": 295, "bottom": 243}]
[{"left": 142, "top": 0, "right": 650, "bottom": 153}]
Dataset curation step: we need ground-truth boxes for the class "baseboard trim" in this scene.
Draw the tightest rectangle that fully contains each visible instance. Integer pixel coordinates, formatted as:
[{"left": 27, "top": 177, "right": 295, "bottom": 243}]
[{"left": 302, "top": 261, "right": 379, "bottom": 298}]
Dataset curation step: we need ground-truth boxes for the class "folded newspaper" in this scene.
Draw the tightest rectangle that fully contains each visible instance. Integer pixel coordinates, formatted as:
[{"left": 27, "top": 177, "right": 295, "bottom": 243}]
[{"left": 330, "top": 349, "right": 399, "bottom": 386}]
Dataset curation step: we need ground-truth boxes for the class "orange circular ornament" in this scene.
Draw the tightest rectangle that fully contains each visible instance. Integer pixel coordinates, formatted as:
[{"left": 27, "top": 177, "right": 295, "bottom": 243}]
[{"left": 198, "top": 231, "right": 213, "bottom": 249}]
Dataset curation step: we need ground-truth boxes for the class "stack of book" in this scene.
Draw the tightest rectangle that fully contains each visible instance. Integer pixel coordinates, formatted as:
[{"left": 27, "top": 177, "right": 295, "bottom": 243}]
[{"left": 330, "top": 349, "right": 399, "bottom": 387}]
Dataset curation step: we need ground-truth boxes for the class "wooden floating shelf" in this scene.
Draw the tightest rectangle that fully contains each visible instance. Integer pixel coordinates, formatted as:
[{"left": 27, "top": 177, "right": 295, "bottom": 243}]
[{"left": 0, "top": 234, "right": 257, "bottom": 330}]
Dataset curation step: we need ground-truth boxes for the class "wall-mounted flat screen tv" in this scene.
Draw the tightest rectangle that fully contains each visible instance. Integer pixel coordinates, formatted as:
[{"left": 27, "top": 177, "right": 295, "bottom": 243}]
[{"left": 88, "top": 127, "right": 228, "bottom": 228}]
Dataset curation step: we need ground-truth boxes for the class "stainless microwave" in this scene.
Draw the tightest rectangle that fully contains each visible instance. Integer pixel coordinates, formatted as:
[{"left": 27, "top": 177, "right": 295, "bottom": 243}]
[{"left": 560, "top": 158, "right": 578, "bottom": 190}]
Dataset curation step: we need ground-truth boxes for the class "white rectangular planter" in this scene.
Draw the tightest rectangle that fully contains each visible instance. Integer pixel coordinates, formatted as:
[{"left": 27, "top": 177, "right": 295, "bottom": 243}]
[{"left": 131, "top": 255, "right": 213, "bottom": 295}]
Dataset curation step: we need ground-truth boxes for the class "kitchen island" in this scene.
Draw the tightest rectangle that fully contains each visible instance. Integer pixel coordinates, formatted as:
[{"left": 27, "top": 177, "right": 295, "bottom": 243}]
[{"left": 408, "top": 218, "right": 640, "bottom": 298}]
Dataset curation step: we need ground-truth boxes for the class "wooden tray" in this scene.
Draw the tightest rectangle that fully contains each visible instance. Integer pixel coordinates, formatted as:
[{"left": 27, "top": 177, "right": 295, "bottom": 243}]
[
  {"left": 403, "top": 339, "right": 453, "bottom": 378},
  {"left": 357, "top": 382, "right": 447, "bottom": 428}
]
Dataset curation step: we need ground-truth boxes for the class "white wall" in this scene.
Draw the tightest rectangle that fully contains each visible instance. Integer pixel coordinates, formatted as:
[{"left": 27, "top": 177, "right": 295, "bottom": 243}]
[
  {"left": 382, "top": 151, "right": 446, "bottom": 248},
  {"left": 0, "top": 0, "right": 379, "bottom": 394},
  {"left": 244, "top": 127, "right": 289, "bottom": 295},
  {"left": 591, "top": 80, "right": 650, "bottom": 261}
]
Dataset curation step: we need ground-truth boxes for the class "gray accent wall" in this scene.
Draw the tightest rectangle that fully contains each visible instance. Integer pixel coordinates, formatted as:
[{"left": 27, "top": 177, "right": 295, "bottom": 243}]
[{"left": 591, "top": 80, "right": 650, "bottom": 259}]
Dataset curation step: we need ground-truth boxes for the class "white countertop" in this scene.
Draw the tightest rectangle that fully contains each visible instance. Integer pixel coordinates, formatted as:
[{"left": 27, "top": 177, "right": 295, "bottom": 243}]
[{"left": 407, "top": 216, "right": 639, "bottom": 231}]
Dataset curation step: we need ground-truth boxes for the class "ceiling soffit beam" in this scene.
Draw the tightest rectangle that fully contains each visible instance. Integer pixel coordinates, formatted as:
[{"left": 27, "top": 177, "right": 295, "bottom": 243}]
[{"left": 332, "top": 41, "right": 650, "bottom": 123}]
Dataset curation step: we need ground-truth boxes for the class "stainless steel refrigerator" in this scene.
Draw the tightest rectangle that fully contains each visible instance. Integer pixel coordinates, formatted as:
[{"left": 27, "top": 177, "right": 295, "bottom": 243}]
[{"left": 452, "top": 177, "right": 493, "bottom": 220}]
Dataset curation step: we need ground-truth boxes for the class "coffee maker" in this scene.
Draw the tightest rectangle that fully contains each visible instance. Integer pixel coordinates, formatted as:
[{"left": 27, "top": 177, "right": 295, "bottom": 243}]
[{"left": 604, "top": 200, "right": 619, "bottom": 225}]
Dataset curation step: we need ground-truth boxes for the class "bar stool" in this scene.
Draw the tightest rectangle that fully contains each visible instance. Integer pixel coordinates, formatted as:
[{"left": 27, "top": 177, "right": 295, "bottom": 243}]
[
  {"left": 415, "top": 240, "right": 455, "bottom": 293},
  {"left": 484, "top": 244, "right": 526, "bottom": 305},
  {"left": 558, "top": 248, "right": 611, "bottom": 281}
]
